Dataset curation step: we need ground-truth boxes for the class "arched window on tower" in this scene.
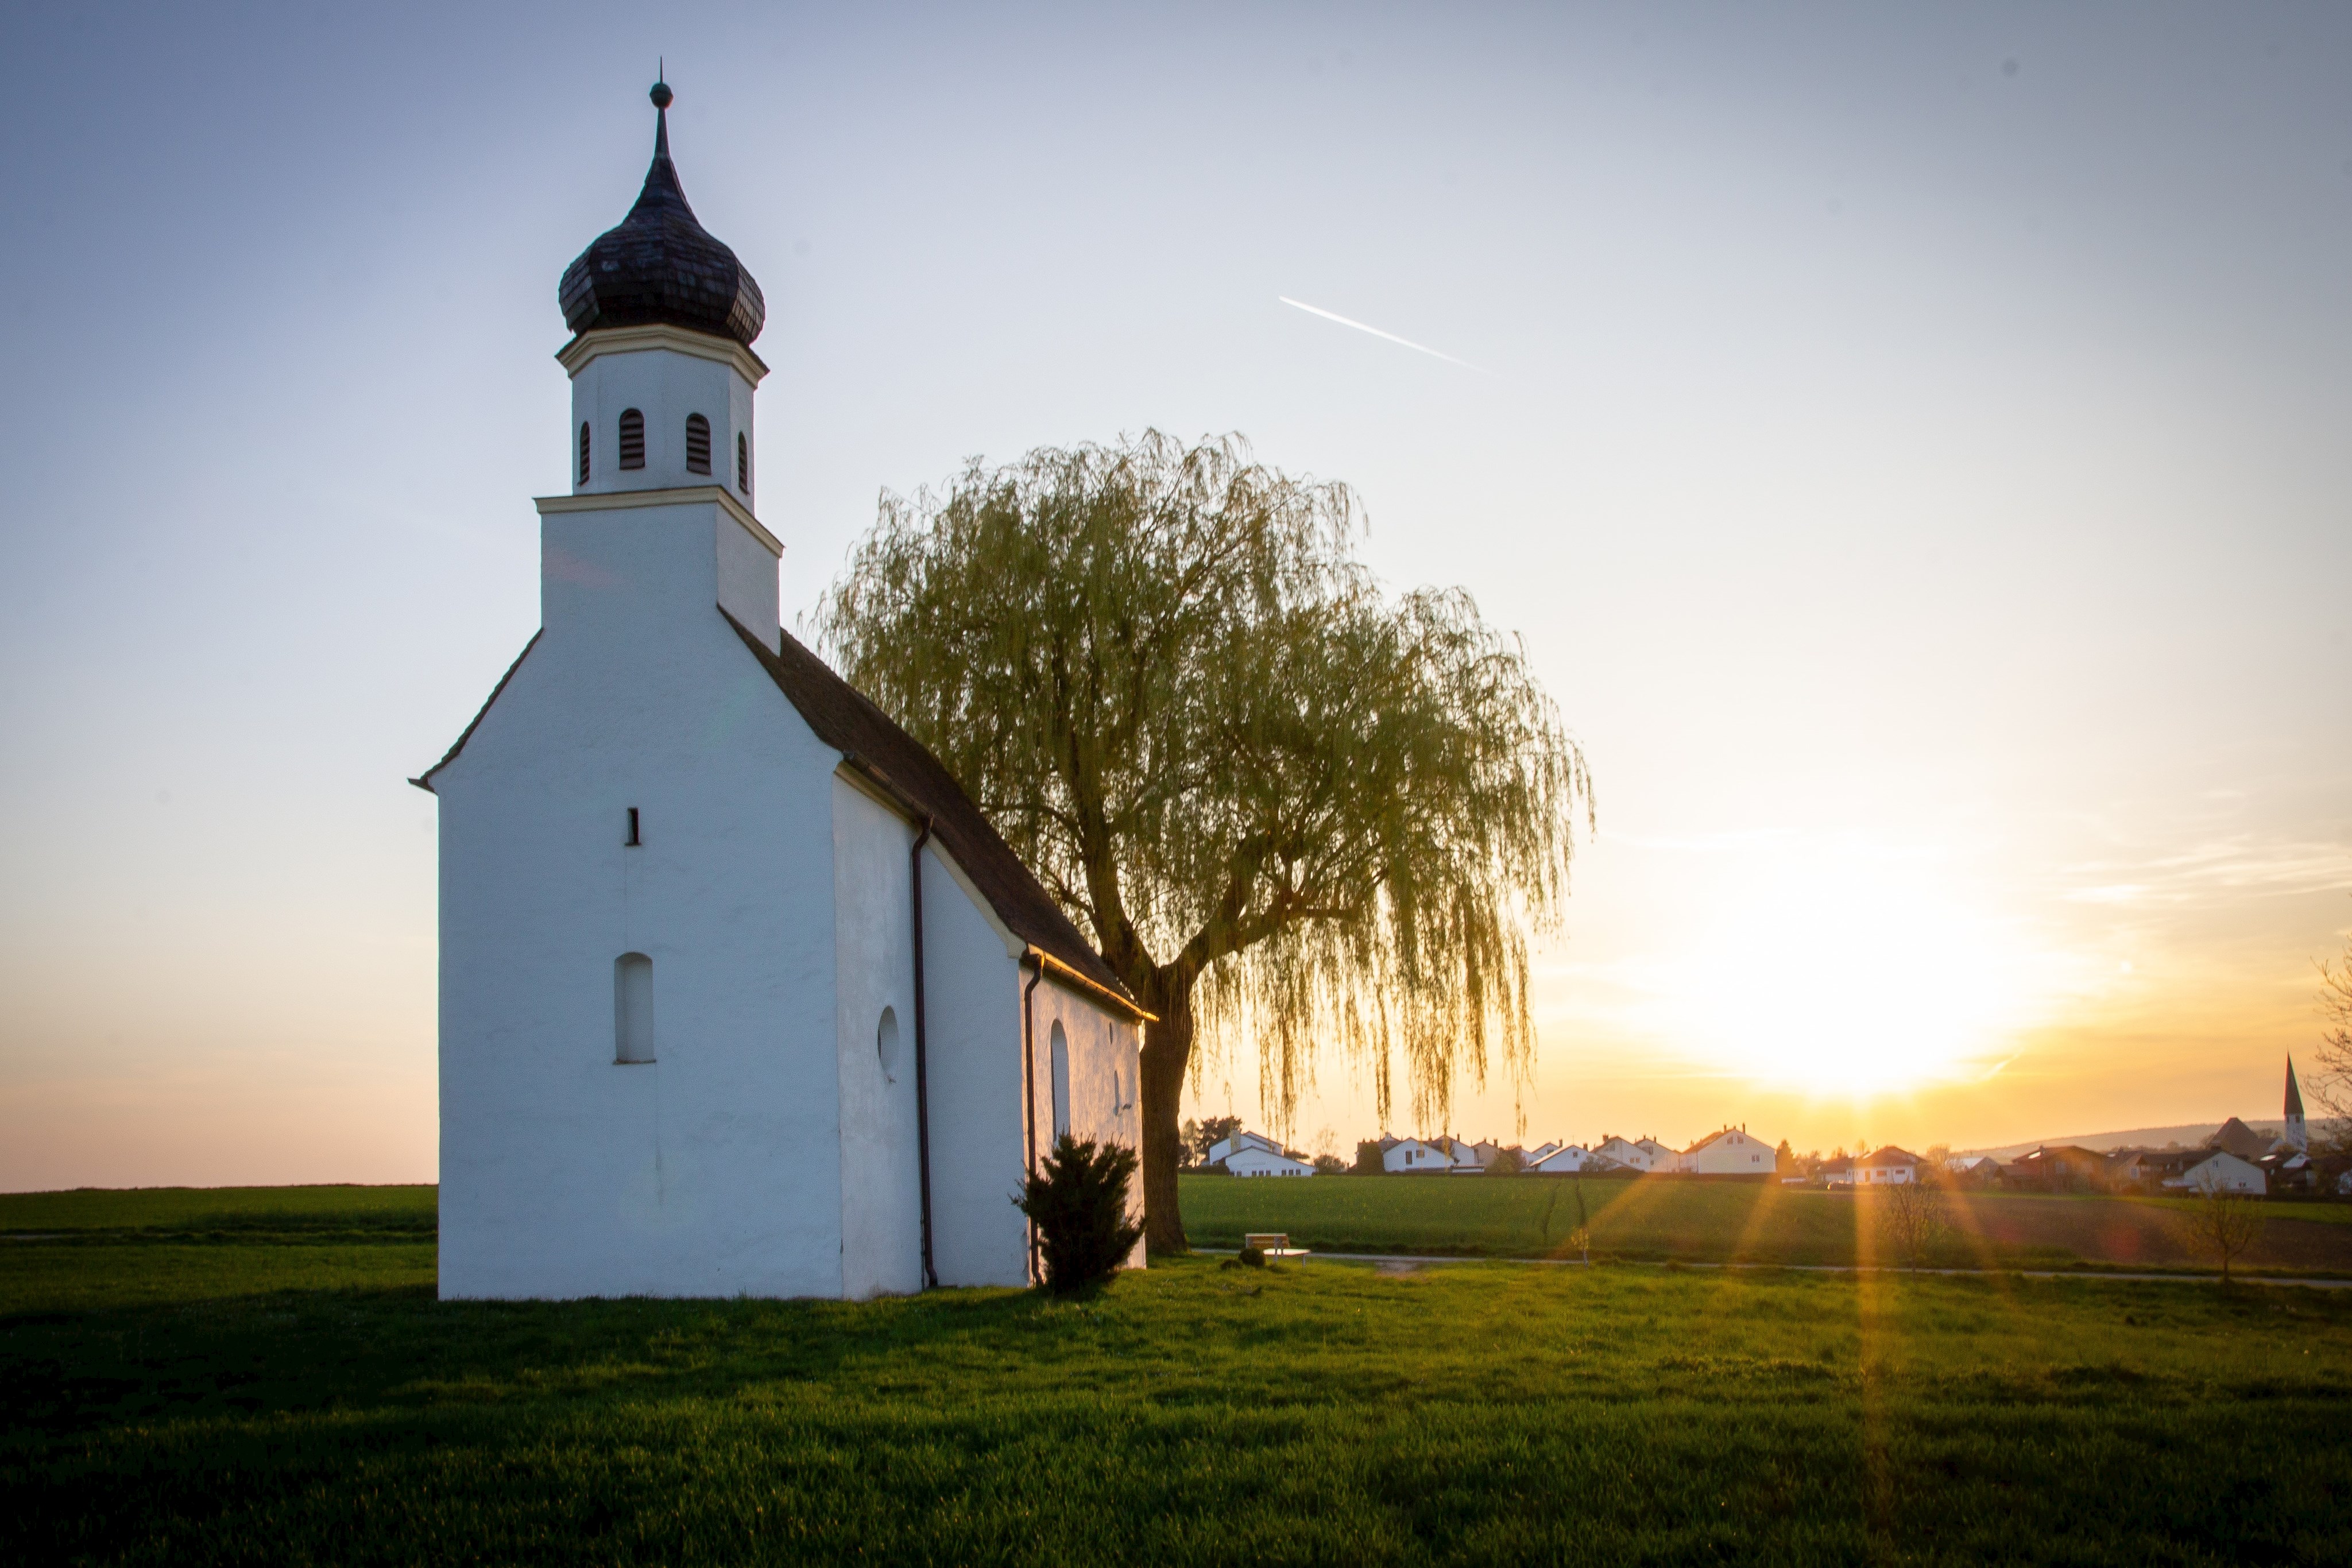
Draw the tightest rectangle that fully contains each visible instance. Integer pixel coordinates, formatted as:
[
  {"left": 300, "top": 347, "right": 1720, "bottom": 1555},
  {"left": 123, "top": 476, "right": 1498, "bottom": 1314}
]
[
  {"left": 736, "top": 432, "right": 749, "bottom": 494},
  {"left": 1049, "top": 1020, "right": 1071, "bottom": 1141},
  {"left": 618, "top": 409, "right": 645, "bottom": 470},
  {"left": 578, "top": 421, "right": 591, "bottom": 483},
  {"left": 614, "top": 953, "right": 655, "bottom": 1063},
  {"left": 684, "top": 413, "right": 711, "bottom": 474}
]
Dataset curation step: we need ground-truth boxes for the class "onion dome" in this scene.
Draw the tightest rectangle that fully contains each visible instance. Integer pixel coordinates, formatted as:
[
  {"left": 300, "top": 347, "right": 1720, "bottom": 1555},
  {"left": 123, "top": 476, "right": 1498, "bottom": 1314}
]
[{"left": 558, "top": 80, "right": 765, "bottom": 346}]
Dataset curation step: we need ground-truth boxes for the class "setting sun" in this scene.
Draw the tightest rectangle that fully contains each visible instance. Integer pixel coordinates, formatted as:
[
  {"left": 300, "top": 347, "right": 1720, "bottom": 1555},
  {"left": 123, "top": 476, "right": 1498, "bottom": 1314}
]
[{"left": 1662, "top": 845, "right": 2046, "bottom": 1097}]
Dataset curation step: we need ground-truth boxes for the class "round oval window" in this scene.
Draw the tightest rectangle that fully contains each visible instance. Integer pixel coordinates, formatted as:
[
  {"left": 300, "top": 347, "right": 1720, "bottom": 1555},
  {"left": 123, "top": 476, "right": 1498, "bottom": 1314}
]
[{"left": 877, "top": 1006, "right": 902, "bottom": 1082}]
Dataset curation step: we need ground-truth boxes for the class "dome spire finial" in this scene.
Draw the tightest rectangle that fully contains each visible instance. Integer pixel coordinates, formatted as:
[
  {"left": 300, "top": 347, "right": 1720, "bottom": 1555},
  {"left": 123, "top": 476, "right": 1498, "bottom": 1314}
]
[
  {"left": 557, "top": 68, "right": 765, "bottom": 347},
  {"left": 649, "top": 65, "right": 673, "bottom": 158}
]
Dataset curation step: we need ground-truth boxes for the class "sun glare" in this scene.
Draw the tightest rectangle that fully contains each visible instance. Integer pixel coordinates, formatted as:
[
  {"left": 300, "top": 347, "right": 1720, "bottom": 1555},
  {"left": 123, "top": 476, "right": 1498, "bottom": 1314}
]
[{"left": 1662, "top": 848, "right": 2038, "bottom": 1097}]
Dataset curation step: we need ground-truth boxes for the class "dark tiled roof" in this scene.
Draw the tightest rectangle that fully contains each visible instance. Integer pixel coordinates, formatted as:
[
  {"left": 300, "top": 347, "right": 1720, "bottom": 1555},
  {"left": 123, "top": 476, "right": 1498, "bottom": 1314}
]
[
  {"left": 558, "top": 91, "right": 765, "bottom": 347},
  {"left": 724, "top": 614, "right": 1135, "bottom": 1008},
  {"left": 2204, "top": 1117, "right": 2272, "bottom": 1159}
]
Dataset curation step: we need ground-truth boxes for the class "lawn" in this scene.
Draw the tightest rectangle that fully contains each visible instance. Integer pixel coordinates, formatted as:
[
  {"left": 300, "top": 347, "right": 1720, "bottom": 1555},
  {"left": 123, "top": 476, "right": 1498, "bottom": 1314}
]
[
  {"left": 5, "top": 1187, "right": 2351, "bottom": 1565},
  {"left": 1178, "top": 1174, "right": 2352, "bottom": 1273}
]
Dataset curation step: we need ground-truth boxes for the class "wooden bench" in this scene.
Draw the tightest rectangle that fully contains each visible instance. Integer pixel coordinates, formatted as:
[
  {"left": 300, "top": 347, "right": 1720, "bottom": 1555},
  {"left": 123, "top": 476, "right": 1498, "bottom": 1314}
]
[{"left": 1242, "top": 1232, "right": 1310, "bottom": 1259}]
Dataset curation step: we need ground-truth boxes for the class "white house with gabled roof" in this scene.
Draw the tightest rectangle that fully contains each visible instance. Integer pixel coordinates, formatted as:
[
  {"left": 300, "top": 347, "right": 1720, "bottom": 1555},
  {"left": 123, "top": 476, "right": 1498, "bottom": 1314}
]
[
  {"left": 1593, "top": 1135, "right": 1675, "bottom": 1173},
  {"left": 417, "top": 82, "right": 1146, "bottom": 1302},
  {"left": 1224, "top": 1146, "right": 1315, "bottom": 1178},
  {"left": 1381, "top": 1137, "right": 1453, "bottom": 1174},
  {"left": 1677, "top": 1126, "right": 1777, "bottom": 1176},
  {"left": 1206, "top": 1130, "right": 1283, "bottom": 1165}
]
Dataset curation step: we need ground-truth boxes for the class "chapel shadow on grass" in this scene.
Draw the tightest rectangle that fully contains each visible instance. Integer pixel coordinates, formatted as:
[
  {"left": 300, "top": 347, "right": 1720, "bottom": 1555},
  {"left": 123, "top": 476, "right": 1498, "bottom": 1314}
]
[{"left": 0, "top": 1271, "right": 1095, "bottom": 1442}]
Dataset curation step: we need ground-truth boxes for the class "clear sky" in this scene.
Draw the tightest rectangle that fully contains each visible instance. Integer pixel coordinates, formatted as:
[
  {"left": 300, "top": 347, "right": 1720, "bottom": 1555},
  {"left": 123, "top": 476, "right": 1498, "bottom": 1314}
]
[{"left": 3, "top": 2, "right": 2347, "bottom": 1189}]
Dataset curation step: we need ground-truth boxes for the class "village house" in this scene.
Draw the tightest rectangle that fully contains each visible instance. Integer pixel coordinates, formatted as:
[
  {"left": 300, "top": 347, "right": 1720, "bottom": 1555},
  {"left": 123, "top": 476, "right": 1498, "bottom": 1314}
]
[
  {"left": 1380, "top": 1136, "right": 1454, "bottom": 1174},
  {"left": 1676, "top": 1126, "right": 1777, "bottom": 1176},
  {"left": 1823, "top": 1147, "right": 1919, "bottom": 1187},
  {"left": 421, "top": 85, "right": 1146, "bottom": 1302},
  {"left": 1527, "top": 1144, "right": 1606, "bottom": 1174},
  {"left": 1944, "top": 1154, "right": 2002, "bottom": 1182},
  {"left": 2133, "top": 1148, "right": 2266, "bottom": 1195},
  {"left": 1206, "top": 1130, "right": 1282, "bottom": 1166},
  {"left": 2204, "top": 1116, "right": 2275, "bottom": 1162},
  {"left": 2256, "top": 1146, "right": 2314, "bottom": 1195},
  {"left": 1207, "top": 1130, "right": 1314, "bottom": 1177},
  {"left": 1592, "top": 1135, "right": 1676, "bottom": 1173},
  {"left": 2003, "top": 1144, "right": 2107, "bottom": 1192},
  {"left": 1223, "top": 1146, "right": 1315, "bottom": 1178}
]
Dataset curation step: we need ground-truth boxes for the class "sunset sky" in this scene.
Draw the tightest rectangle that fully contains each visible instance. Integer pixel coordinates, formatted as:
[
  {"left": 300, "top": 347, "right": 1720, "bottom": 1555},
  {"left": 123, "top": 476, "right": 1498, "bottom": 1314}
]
[{"left": 3, "top": 2, "right": 2347, "bottom": 1190}]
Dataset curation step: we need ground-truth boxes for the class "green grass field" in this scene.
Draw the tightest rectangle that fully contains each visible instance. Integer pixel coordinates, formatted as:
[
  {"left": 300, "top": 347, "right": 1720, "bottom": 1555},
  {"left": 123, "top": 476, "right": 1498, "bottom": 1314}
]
[
  {"left": 5, "top": 1186, "right": 2350, "bottom": 1565},
  {"left": 1178, "top": 1174, "right": 2352, "bottom": 1273}
]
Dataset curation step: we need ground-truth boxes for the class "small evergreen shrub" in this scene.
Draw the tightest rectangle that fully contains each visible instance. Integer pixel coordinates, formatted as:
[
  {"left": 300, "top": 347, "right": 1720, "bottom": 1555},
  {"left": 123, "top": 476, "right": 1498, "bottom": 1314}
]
[{"left": 1013, "top": 1135, "right": 1145, "bottom": 1293}]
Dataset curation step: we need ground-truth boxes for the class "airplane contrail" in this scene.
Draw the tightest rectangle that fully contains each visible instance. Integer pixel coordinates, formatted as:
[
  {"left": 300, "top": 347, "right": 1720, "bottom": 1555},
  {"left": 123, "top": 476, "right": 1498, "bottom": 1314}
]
[{"left": 1278, "top": 296, "right": 1480, "bottom": 370}]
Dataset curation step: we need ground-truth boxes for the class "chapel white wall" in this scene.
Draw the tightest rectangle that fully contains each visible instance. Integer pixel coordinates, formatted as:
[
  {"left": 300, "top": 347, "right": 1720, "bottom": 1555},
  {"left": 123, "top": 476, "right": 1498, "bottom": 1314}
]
[
  {"left": 436, "top": 503, "right": 844, "bottom": 1300},
  {"left": 1024, "top": 977, "right": 1147, "bottom": 1271},
  {"left": 918, "top": 859, "right": 1031, "bottom": 1287},
  {"left": 831, "top": 776, "right": 922, "bottom": 1299}
]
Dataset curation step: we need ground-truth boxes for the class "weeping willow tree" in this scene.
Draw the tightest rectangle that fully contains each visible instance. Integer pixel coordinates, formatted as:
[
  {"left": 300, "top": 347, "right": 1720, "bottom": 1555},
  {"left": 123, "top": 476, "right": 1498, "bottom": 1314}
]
[{"left": 818, "top": 432, "right": 1591, "bottom": 1252}]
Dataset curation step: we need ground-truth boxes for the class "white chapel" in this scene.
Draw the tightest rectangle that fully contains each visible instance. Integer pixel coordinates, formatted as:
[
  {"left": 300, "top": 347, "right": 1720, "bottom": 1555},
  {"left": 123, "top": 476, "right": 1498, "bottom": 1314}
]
[{"left": 413, "top": 82, "right": 1147, "bottom": 1300}]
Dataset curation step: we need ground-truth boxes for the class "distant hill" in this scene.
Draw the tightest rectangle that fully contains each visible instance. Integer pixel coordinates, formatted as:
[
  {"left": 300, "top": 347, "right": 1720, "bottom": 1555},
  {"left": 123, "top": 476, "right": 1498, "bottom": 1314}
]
[{"left": 1959, "top": 1118, "right": 2345, "bottom": 1162}]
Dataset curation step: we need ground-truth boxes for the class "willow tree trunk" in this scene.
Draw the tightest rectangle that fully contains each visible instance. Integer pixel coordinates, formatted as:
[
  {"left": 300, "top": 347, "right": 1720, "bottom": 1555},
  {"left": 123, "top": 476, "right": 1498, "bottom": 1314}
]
[{"left": 1134, "top": 967, "right": 1198, "bottom": 1257}]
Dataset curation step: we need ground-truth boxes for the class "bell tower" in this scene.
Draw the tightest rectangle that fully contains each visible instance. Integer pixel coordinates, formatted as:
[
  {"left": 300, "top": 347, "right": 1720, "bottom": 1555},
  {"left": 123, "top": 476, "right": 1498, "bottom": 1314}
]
[
  {"left": 2285, "top": 1054, "right": 2307, "bottom": 1153},
  {"left": 536, "top": 79, "right": 778, "bottom": 645}
]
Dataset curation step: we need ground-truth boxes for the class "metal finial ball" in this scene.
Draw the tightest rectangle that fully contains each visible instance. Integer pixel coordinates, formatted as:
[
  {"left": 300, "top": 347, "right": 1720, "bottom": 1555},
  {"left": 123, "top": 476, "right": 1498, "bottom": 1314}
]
[{"left": 649, "top": 81, "right": 674, "bottom": 110}]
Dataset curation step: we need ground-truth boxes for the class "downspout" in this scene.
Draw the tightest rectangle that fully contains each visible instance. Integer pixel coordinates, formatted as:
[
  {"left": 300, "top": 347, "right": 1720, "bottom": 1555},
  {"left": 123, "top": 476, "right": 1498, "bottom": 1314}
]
[
  {"left": 911, "top": 817, "right": 938, "bottom": 1290},
  {"left": 1021, "top": 953, "right": 1045, "bottom": 1286}
]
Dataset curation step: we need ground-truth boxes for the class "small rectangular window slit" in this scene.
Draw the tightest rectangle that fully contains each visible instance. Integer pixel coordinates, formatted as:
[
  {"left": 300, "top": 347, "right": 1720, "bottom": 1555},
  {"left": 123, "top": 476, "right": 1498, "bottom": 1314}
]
[{"left": 625, "top": 807, "right": 641, "bottom": 847}]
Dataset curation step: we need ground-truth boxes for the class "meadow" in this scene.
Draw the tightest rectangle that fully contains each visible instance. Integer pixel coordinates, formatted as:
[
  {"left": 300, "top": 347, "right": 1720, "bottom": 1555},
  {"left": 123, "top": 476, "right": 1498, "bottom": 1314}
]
[
  {"left": 1179, "top": 1173, "right": 2352, "bottom": 1273},
  {"left": 4, "top": 1185, "right": 2350, "bottom": 1566}
]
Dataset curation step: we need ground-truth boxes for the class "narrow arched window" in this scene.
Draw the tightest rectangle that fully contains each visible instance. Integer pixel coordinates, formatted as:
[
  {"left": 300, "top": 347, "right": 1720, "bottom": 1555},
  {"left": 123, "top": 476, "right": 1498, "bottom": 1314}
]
[
  {"left": 1049, "top": 1020, "right": 1071, "bottom": 1140},
  {"left": 618, "top": 409, "right": 645, "bottom": 470},
  {"left": 684, "top": 413, "right": 711, "bottom": 474},
  {"left": 736, "top": 431, "right": 749, "bottom": 494},
  {"left": 876, "top": 1006, "right": 901, "bottom": 1083},
  {"left": 614, "top": 953, "right": 655, "bottom": 1063},
  {"left": 578, "top": 421, "right": 591, "bottom": 483}
]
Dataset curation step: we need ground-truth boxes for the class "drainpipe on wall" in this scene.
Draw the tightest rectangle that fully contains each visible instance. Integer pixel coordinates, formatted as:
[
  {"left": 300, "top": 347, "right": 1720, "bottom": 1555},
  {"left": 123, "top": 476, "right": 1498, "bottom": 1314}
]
[
  {"left": 911, "top": 817, "right": 938, "bottom": 1290},
  {"left": 1021, "top": 953, "right": 1044, "bottom": 1286}
]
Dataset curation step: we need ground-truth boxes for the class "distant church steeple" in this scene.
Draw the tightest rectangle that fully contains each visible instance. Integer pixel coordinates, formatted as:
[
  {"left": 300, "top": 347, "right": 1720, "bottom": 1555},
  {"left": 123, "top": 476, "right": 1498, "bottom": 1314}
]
[{"left": 2285, "top": 1054, "right": 2307, "bottom": 1152}]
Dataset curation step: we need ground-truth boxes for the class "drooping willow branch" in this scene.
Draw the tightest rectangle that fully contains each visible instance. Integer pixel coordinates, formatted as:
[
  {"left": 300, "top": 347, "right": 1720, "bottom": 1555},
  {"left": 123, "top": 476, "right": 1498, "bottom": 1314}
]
[{"left": 817, "top": 431, "right": 1591, "bottom": 1138}]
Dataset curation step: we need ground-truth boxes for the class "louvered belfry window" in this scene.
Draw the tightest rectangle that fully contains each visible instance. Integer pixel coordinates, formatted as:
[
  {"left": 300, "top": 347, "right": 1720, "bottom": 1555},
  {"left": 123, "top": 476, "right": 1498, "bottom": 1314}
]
[
  {"left": 578, "top": 422, "right": 591, "bottom": 483},
  {"left": 736, "top": 432, "right": 749, "bottom": 494},
  {"left": 684, "top": 413, "right": 712, "bottom": 475},
  {"left": 618, "top": 408, "right": 645, "bottom": 470}
]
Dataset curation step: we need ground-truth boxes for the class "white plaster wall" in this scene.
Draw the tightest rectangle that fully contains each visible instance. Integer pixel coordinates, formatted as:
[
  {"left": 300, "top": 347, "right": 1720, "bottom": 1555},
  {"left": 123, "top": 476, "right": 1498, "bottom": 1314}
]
[
  {"left": 570, "top": 345, "right": 752, "bottom": 499},
  {"left": 1025, "top": 977, "right": 1147, "bottom": 1271},
  {"left": 711, "top": 509, "right": 779, "bottom": 642},
  {"left": 831, "top": 776, "right": 922, "bottom": 1299},
  {"left": 918, "top": 860, "right": 1031, "bottom": 1287},
  {"left": 435, "top": 497, "right": 844, "bottom": 1299},
  {"left": 2179, "top": 1154, "right": 2265, "bottom": 1195},
  {"left": 1685, "top": 1131, "right": 1775, "bottom": 1175}
]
